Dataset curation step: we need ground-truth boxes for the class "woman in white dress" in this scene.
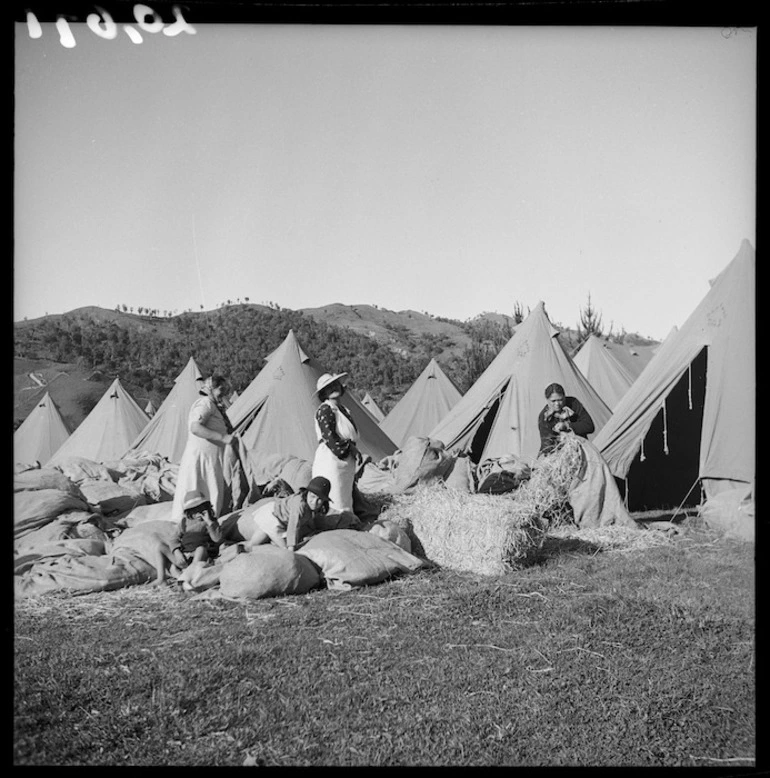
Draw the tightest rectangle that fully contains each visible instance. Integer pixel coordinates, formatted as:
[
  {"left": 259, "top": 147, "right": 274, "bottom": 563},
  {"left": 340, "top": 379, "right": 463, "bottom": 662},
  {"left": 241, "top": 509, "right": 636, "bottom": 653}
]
[
  {"left": 171, "top": 374, "right": 235, "bottom": 522},
  {"left": 312, "top": 372, "right": 360, "bottom": 514}
]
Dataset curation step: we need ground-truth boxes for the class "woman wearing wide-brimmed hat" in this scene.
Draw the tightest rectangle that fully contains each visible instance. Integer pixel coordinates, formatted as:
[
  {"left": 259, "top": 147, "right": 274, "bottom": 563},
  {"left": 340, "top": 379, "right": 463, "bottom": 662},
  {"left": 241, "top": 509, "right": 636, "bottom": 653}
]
[{"left": 311, "top": 372, "right": 360, "bottom": 513}]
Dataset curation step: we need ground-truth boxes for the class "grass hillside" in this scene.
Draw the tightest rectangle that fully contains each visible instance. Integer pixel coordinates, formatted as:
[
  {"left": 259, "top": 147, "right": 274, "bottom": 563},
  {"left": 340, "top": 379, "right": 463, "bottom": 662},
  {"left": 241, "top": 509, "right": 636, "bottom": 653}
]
[
  {"left": 299, "top": 303, "right": 475, "bottom": 360},
  {"left": 13, "top": 358, "right": 148, "bottom": 433}
]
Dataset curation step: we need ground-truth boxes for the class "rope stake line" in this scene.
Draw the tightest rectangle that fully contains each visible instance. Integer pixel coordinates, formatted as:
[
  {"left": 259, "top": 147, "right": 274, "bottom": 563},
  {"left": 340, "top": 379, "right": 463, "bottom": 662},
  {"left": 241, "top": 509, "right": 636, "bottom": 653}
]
[{"left": 670, "top": 477, "right": 701, "bottom": 523}]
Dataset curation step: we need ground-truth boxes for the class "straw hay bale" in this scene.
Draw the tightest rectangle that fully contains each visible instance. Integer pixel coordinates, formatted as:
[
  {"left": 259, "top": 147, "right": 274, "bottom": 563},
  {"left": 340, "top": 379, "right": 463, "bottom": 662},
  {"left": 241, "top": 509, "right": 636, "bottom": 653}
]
[{"left": 381, "top": 436, "right": 585, "bottom": 575}]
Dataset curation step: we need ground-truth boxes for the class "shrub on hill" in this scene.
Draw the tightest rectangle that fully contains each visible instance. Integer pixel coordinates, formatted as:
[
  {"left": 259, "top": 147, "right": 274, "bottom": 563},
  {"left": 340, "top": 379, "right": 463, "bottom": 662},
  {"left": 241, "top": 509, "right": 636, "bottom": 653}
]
[
  {"left": 13, "top": 307, "right": 430, "bottom": 404},
  {"left": 15, "top": 305, "right": 656, "bottom": 415}
]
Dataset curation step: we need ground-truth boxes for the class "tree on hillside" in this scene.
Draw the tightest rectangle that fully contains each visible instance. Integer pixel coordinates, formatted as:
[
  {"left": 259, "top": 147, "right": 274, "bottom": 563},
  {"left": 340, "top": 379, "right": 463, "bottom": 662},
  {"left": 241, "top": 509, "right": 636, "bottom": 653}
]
[
  {"left": 459, "top": 339, "right": 496, "bottom": 393},
  {"left": 512, "top": 300, "right": 528, "bottom": 324},
  {"left": 576, "top": 292, "right": 603, "bottom": 345}
]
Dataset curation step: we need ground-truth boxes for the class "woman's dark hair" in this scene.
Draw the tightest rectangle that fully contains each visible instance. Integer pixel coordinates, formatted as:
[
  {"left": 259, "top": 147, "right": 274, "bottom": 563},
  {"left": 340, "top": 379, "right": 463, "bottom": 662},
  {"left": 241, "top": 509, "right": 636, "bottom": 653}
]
[
  {"left": 318, "top": 382, "right": 345, "bottom": 402},
  {"left": 209, "top": 374, "right": 228, "bottom": 389},
  {"left": 544, "top": 383, "right": 565, "bottom": 398}
]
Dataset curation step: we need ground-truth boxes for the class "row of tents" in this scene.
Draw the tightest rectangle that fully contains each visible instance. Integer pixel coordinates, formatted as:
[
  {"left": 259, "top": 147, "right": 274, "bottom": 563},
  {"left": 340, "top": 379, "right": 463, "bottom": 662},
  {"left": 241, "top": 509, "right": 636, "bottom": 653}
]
[{"left": 15, "top": 240, "right": 755, "bottom": 517}]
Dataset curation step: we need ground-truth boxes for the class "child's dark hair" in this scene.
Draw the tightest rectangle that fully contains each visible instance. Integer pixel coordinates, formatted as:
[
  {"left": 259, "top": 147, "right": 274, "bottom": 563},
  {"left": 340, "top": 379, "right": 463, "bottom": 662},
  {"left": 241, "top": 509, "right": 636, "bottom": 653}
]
[
  {"left": 300, "top": 487, "right": 329, "bottom": 515},
  {"left": 185, "top": 501, "right": 213, "bottom": 518}
]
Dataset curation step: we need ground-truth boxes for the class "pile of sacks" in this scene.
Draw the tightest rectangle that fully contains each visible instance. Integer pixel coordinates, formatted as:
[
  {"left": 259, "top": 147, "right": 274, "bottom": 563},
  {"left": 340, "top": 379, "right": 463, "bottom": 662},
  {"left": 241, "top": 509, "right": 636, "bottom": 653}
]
[
  {"left": 14, "top": 454, "right": 183, "bottom": 595},
  {"left": 355, "top": 436, "right": 532, "bottom": 496},
  {"left": 14, "top": 454, "right": 426, "bottom": 601}
]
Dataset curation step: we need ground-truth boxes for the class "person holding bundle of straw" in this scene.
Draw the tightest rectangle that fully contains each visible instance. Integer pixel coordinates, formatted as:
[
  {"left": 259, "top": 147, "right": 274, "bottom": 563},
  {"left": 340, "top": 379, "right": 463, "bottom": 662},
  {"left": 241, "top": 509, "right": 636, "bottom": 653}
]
[{"left": 537, "top": 382, "right": 594, "bottom": 457}]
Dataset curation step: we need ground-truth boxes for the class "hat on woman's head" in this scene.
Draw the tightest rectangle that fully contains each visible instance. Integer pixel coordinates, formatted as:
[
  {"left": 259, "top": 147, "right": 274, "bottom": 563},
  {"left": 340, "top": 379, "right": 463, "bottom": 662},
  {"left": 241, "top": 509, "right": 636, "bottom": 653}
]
[
  {"left": 314, "top": 372, "right": 348, "bottom": 397},
  {"left": 182, "top": 490, "right": 210, "bottom": 512},
  {"left": 305, "top": 476, "right": 332, "bottom": 502}
]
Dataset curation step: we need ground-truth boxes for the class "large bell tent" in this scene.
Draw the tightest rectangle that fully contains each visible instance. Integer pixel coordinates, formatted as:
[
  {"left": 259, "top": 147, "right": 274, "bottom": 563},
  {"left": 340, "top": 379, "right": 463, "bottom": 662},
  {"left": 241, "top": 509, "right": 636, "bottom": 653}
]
[
  {"left": 429, "top": 301, "right": 612, "bottom": 464},
  {"left": 593, "top": 239, "right": 755, "bottom": 514}
]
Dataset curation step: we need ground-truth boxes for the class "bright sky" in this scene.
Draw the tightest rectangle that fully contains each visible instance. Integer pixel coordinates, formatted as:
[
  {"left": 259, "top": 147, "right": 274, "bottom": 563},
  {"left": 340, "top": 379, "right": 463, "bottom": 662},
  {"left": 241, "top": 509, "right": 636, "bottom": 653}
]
[{"left": 14, "top": 22, "right": 756, "bottom": 341}]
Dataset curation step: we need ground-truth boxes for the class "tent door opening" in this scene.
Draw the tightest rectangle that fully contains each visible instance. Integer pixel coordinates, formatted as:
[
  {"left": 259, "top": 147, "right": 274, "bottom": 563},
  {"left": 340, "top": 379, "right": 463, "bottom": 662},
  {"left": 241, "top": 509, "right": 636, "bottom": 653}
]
[{"left": 620, "top": 346, "right": 707, "bottom": 513}]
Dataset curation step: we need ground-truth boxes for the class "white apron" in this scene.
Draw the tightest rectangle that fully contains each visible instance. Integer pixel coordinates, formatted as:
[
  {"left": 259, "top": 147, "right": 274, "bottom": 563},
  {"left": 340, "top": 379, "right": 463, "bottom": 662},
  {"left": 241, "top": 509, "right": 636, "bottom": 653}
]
[{"left": 312, "top": 401, "right": 359, "bottom": 513}]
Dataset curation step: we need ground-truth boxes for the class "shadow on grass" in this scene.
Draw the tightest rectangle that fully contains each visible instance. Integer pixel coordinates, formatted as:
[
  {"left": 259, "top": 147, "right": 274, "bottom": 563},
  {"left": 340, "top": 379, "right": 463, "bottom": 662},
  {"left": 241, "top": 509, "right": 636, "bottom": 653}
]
[
  {"left": 533, "top": 534, "right": 603, "bottom": 563},
  {"left": 631, "top": 507, "right": 700, "bottom": 525}
]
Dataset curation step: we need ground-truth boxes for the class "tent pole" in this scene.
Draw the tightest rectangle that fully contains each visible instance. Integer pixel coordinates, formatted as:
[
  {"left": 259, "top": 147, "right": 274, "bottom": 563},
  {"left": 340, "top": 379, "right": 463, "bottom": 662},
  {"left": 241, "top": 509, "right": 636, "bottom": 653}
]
[{"left": 669, "top": 477, "right": 701, "bottom": 523}]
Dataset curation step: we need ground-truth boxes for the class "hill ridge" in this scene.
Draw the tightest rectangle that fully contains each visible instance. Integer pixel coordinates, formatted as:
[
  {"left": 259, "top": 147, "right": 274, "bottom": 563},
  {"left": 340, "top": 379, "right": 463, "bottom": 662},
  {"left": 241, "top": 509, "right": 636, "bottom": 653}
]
[{"left": 14, "top": 303, "right": 657, "bottom": 430}]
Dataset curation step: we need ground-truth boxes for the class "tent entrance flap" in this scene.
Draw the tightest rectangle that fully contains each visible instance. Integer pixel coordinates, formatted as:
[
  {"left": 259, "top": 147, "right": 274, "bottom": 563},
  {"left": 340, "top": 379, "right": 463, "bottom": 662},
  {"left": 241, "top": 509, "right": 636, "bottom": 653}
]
[
  {"left": 623, "top": 347, "right": 707, "bottom": 512},
  {"left": 469, "top": 393, "right": 504, "bottom": 464}
]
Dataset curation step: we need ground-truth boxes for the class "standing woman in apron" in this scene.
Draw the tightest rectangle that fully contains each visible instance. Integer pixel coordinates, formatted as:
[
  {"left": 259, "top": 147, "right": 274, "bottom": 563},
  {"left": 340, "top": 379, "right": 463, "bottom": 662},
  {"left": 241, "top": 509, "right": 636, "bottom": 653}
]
[
  {"left": 171, "top": 374, "right": 235, "bottom": 523},
  {"left": 312, "top": 372, "right": 360, "bottom": 514}
]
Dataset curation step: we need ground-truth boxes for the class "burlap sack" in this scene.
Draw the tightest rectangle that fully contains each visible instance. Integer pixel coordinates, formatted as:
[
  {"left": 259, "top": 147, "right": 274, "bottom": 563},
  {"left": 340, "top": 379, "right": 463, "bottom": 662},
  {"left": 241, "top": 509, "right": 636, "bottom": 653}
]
[
  {"left": 219, "top": 546, "right": 321, "bottom": 600},
  {"left": 297, "top": 529, "right": 424, "bottom": 591}
]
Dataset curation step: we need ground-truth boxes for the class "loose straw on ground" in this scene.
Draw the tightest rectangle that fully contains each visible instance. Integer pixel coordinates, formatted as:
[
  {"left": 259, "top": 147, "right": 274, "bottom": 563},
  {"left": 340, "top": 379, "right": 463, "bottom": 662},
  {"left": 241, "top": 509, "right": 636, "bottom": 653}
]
[
  {"left": 381, "top": 436, "right": 585, "bottom": 576},
  {"left": 547, "top": 524, "right": 675, "bottom": 555}
]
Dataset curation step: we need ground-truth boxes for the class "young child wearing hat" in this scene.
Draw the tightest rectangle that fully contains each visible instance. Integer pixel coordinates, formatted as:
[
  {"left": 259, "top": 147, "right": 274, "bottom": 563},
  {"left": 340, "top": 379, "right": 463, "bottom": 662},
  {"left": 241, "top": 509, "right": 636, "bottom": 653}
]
[
  {"left": 242, "top": 476, "right": 332, "bottom": 552},
  {"left": 172, "top": 490, "right": 225, "bottom": 567}
]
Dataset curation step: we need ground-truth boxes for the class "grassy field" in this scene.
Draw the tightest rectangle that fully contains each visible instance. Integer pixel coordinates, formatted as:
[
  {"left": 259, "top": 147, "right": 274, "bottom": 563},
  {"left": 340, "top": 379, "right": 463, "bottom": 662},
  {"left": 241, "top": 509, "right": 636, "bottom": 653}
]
[{"left": 14, "top": 518, "right": 755, "bottom": 767}]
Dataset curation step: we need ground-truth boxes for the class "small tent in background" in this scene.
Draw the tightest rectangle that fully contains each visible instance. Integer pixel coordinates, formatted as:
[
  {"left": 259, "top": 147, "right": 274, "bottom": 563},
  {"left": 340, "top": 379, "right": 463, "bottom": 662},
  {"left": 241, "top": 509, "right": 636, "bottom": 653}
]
[
  {"left": 429, "top": 301, "right": 611, "bottom": 464},
  {"left": 228, "top": 329, "right": 397, "bottom": 463},
  {"left": 46, "top": 378, "right": 149, "bottom": 467},
  {"left": 14, "top": 391, "right": 71, "bottom": 466},
  {"left": 361, "top": 392, "right": 386, "bottom": 423},
  {"left": 144, "top": 399, "right": 157, "bottom": 417},
  {"left": 125, "top": 357, "right": 204, "bottom": 464},
  {"left": 594, "top": 240, "right": 755, "bottom": 517},
  {"left": 380, "top": 358, "right": 463, "bottom": 447},
  {"left": 573, "top": 335, "right": 637, "bottom": 410},
  {"left": 610, "top": 342, "right": 658, "bottom": 379}
]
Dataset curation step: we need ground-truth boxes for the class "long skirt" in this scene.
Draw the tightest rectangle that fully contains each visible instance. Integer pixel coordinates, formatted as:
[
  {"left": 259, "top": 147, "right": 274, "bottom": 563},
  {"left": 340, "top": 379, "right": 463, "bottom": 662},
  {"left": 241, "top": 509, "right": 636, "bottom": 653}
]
[
  {"left": 171, "top": 438, "right": 227, "bottom": 523},
  {"left": 312, "top": 443, "right": 356, "bottom": 513}
]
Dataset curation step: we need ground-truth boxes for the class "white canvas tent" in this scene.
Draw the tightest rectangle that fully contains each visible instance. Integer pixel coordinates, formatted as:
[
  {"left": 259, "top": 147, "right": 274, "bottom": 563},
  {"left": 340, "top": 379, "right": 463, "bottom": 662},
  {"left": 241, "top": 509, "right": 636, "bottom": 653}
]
[
  {"left": 125, "top": 357, "right": 204, "bottom": 463},
  {"left": 14, "top": 391, "right": 71, "bottom": 466},
  {"left": 573, "top": 335, "right": 637, "bottom": 410},
  {"left": 227, "top": 330, "right": 398, "bottom": 463},
  {"left": 429, "top": 301, "right": 612, "bottom": 463},
  {"left": 361, "top": 392, "right": 386, "bottom": 423},
  {"left": 609, "top": 342, "right": 658, "bottom": 379},
  {"left": 593, "top": 240, "right": 755, "bottom": 516},
  {"left": 380, "top": 358, "right": 463, "bottom": 447},
  {"left": 46, "top": 378, "right": 150, "bottom": 467}
]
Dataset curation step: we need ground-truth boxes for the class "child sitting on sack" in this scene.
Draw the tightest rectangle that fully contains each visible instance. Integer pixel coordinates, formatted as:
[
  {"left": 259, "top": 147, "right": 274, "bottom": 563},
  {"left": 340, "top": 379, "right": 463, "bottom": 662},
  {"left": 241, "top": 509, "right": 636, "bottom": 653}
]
[
  {"left": 171, "top": 490, "right": 225, "bottom": 569},
  {"left": 242, "top": 476, "right": 332, "bottom": 552}
]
